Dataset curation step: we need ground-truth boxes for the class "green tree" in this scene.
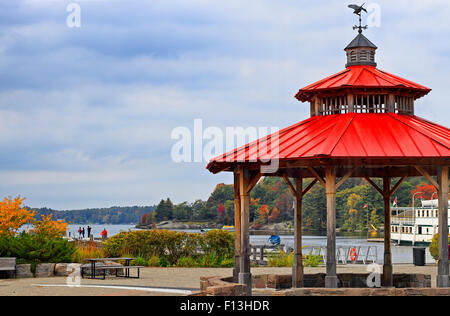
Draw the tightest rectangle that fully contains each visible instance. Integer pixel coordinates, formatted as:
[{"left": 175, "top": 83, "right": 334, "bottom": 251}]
[{"left": 154, "top": 198, "right": 174, "bottom": 222}]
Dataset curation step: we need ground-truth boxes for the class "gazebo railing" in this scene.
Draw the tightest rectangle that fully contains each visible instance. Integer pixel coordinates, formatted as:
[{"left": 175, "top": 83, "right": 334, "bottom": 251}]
[{"left": 303, "top": 246, "right": 378, "bottom": 265}]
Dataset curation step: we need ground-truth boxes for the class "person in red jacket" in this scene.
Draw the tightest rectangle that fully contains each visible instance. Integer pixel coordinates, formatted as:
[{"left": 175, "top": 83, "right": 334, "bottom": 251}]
[{"left": 101, "top": 228, "right": 108, "bottom": 240}]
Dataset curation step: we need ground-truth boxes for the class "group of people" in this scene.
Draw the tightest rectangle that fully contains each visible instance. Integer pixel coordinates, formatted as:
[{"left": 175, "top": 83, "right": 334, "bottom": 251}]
[
  {"left": 76, "top": 226, "right": 108, "bottom": 240},
  {"left": 77, "top": 226, "right": 92, "bottom": 239}
]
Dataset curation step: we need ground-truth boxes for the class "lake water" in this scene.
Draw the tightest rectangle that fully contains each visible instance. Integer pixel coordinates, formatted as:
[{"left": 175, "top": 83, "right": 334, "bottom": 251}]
[{"left": 25, "top": 224, "right": 433, "bottom": 264}]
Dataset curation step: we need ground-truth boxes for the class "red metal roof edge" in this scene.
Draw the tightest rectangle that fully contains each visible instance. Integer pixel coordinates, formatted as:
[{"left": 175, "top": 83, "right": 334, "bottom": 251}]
[{"left": 295, "top": 65, "right": 431, "bottom": 102}]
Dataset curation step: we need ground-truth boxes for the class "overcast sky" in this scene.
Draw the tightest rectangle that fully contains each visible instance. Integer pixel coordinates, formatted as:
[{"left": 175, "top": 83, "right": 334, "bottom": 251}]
[{"left": 0, "top": 0, "right": 449, "bottom": 209}]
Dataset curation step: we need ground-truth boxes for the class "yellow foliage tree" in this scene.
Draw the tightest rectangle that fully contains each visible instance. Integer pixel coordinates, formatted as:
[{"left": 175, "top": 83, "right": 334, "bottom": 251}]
[
  {"left": 0, "top": 196, "right": 35, "bottom": 237},
  {"left": 33, "top": 214, "right": 68, "bottom": 239}
]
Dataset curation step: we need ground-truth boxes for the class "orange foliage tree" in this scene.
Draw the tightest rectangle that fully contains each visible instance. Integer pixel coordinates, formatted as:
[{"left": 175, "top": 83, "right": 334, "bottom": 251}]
[
  {"left": 411, "top": 184, "right": 437, "bottom": 201},
  {"left": 33, "top": 214, "right": 68, "bottom": 239},
  {"left": 268, "top": 207, "right": 280, "bottom": 223},
  {"left": 0, "top": 196, "right": 68, "bottom": 239},
  {"left": 0, "top": 196, "right": 35, "bottom": 237},
  {"left": 259, "top": 205, "right": 270, "bottom": 224}
]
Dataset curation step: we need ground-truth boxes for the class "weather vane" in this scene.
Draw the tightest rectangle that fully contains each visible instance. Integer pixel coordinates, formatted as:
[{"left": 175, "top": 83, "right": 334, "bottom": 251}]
[{"left": 348, "top": 3, "right": 368, "bottom": 34}]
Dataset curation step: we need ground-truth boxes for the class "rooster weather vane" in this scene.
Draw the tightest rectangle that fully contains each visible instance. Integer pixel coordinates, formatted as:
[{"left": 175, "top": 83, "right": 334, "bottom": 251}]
[{"left": 348, "top": 3, "right": 368, "bottom": 33}]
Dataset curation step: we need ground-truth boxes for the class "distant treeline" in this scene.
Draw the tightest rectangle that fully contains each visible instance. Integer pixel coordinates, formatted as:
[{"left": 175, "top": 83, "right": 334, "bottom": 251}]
[
  {"left": 30, "top": 205, "right": 157, "bottom": 225},
  {"left": 142, "top": 176, "right": 435, "bottom": 232}
]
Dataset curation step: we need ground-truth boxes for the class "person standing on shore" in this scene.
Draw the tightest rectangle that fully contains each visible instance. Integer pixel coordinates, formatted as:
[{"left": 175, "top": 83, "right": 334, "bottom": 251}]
[
  {"left": 101, "top": 228, "right": 107, "bottom": 240},
  {"left": 78, "top": 227, "right": 82, "bottom": 239},
  {"left": 87, "top": 226, "right": 91, "bottom": 238},
  {"left": 82, "top": 227, "right": 85, "bottom": 239}
]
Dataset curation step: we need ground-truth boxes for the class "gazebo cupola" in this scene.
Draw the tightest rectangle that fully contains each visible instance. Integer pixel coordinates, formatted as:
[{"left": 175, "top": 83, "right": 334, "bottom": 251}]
[
  {"left": 345, "top": 32, "right": 377, "bottom": 67},
  {"left": 295, "top": 29, "right": 431, "bottom": 117}
]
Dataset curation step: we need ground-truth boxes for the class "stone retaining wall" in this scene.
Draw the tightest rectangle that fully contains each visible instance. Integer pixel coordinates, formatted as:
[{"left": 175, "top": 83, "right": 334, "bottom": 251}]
[
  {"left": 198, "top": 273, "right": 434, "bottom": 296},
  {"left": 252, "top": 273, "right": 431, "bottom": 289}
]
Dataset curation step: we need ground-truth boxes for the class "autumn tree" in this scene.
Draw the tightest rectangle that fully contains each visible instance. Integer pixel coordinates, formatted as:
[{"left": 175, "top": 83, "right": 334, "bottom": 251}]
[
  {"left": 217, "top": 203, "right": 226, "bottom": 224},
  {"left": 33, "top": 214, "right": 68, "bottom": 239},
  {"left": 268, "top": 207, "right": 280, "bottom": 223},
  {"left": 258, "top": 205, "right": 270, "bottom": 224},
  {"left": 0, "top": 196, "right": 35, "bottom": 237},
  {"left": 411, "top": 183, "right": 437, "bottom": 204}
]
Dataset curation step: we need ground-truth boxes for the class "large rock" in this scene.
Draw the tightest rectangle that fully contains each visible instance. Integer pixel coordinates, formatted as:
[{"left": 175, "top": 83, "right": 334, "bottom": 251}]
[
  {"left": 16, "top": 264, "right": 33, "bottom": 278},
  {"left": 35, "top": 263, "right": 55, "bottom": 278}
]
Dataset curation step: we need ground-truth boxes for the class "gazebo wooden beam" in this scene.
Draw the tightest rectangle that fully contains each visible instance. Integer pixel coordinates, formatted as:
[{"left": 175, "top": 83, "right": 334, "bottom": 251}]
[
  {"left": 293, "top": 178, "right": 304, "bottom": 288},
  {"left": 390, "top": 176, "right": 407, "bottom": 196},
  {"left": 308, "top": 166, "right": 326, "bottom": 187},
  {"left": 437, "top": 166, "right": 449, "bottom": 288},
  {"left": 325, "top": 166, "right": 338, "bottom": 288},
  {"left": 302, "top": 178, "right": 318, "bottom": 196},
  {"left": 233, "top": 168, "right": 241, "bottom": 283},
  {"left": 246, "top": 171, "right": 262, "bottom": 194},
  {"left": 414, "top": 165, "right": 439, "bottom": 190},
  {"left": 382, "top": 177, "right": 393, "bottom": 287},
  {"left": 336, "top": 167, "right": 357, "bottom": 190},
  {"left": 363, "top": 177, "right": 384, "bottom": 196},
  {"left": 282, "top": 174, "right": 297, "bottom": 196},
  {"left": 238, "top": 169, "right": 252, "bottom": 296}
]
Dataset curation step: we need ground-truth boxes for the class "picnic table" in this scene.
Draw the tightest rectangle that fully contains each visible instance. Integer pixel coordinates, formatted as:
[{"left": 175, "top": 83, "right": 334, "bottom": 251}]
[{"left": 81, "top": 258, "right": 143, "bottom": 280}]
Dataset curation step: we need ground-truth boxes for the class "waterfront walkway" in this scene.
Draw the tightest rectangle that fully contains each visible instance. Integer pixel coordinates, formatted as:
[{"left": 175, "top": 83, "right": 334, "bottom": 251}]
[{"left": 0, "top": 265, "right": 441, "bottom": 296}]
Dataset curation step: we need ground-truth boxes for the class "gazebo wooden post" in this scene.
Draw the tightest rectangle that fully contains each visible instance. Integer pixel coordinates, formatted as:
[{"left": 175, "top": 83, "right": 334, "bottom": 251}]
[
  {"left": 293, "top": 177, "right": 304, "bottom": 288},
  {"left": 233, "top": 168, "right": 241, "bottom": 283},
  {"left": 325, "top": 166, "right": 338, "bottom": 288},
  {"left": 437, "top": 166, "right": 449, "bottom": 288},
  {"left": 239, "top": 168, "right": 252, "bottom": 296},
  {"left": 382, "top": 177, "right": 393, "bottom": 287}
]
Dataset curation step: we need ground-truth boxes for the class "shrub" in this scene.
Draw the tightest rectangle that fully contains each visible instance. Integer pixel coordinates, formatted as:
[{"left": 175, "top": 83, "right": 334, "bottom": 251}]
[
  {"left": 147, "top": 256, "right": 160, "bottom": 267},
  {"left": 267, "top": 249, "right": 293, "bottom": 267},
  {"left": 158, "top": 256, "right": 170, "bottom": 267},
  {"left": 3, "top": 232, "right": 75, "bottom": 264},
  {"left": 176, "top": 256, "right": 198, "bottom": 267},
  {"left": 102, "top": 229, "right": 233, "bottom": 266},
  {"left": 429, "top": 234, "right": 450, "bottom": 261},
  {"left": 303, "top": 253, "right": 323, "bottom": 267},
  {"left": 199, "top": 229, "right": 234, "bottom": 259},
  {"left": 219, "top": 257, "right": 234, "bottom": 268},
  {"left": 73, "top": 242, "right": 105, "bottom": 263},
  {"left": 130, "top": 257, "right": 149, "bottom": 267},
  {"left": 197, "top": 254, "right": 220, "bottom": 267}
]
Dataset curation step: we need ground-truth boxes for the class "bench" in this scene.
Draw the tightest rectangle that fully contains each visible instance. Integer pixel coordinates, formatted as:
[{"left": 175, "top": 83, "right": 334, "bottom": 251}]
[{"left": 0, "top": 258, "right": 16, "bottom": 278}]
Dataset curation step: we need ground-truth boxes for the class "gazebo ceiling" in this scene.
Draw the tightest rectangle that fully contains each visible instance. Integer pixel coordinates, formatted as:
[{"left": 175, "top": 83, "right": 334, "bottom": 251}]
[
  {"left": 295, "top": 65, "right": 431, "bottom": 102},
  {"left": 206, "top": 113, "right": 450, "bottom": 174}
]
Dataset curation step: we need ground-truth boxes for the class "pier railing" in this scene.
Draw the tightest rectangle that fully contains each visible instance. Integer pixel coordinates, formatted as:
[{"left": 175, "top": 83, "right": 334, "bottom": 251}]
[{"left": 250, "top": 244, "right": 378, "bottom": 265}]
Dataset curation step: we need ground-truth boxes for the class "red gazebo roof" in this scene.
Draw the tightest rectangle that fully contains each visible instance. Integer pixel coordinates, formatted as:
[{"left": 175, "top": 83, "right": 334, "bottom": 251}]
[
  {"left": 295, "top": 65, "right": 431, "bottom": 102},
  {"left": 207, "top": 113, "right": 450, "bottom": 173}
]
